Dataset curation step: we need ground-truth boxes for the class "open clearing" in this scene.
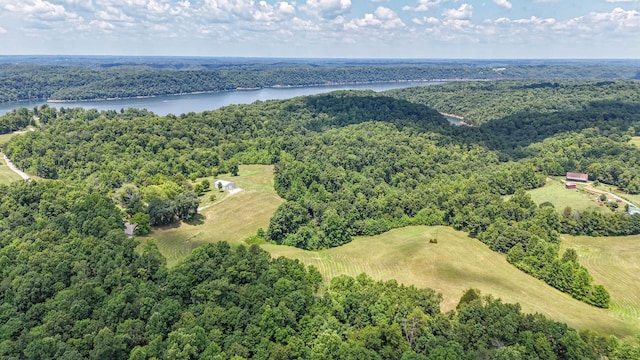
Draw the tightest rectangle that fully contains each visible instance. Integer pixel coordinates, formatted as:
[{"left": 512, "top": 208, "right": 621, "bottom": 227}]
[
  {"left": 0, "top": 133, "right": 16, "bottom": 146},
  {"left": 145, "top": 166, "right": 639, "bottom": 337},
  {"left": 0, "top": 156, "right": 22, "bottom": 184},
  {"left": 523, "top": 177, "right": 611, "bottom": 213},
  {"left": 561, "top": 234, "right": 640, "bottom": 329},
  {"left": 630, "top": 136, "right": 640, "bottom": 148},
  {"left": 264, "top": 226, "right": 639, "bottom": 337},
  {"left": 141, "top": 165, "right": 283, "bottom": 267}
]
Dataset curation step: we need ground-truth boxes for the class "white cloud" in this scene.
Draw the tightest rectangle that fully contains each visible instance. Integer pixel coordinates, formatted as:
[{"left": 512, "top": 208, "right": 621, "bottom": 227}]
[
  {"left": 88, "top": 19, "right": 116, "bottom": 31},
  {"left": 402, "top": 0, "right": 450, "bottom": 12},
  {"left": 201, "top": 0, "right": 255, "bottom": 21},
  {"left": 604, "top": 0, "right": 638, "bottom": 3},
  {"left": 278, "top": 1, "right": 295, "bottom": 14},
  {"left": 291, "top": 16, "right": 321, "bottom": 30},
  {"left": 345, "top": 6, "right": 404, "bottom": 29},
  {"left": 0, "top": 26, "right": 6, "bottom": 33},
  {"left": 305, "top": 0, "right": 351, "bottom": 19},
  {"left": 412, "top": 16, "right": 440, "bottom": 25},
  {"left": 513, "top": 16, "right": 556, "bottom": 26},
  {"left": 493, "top": 0, "right": 512, "bottom": 9},
  {"left": 96, "top": 6, "right": 133, "bottom": 22},
  {"left": 59, "top": 0, "right": 95, "bottom": 11},
  {"left": 252, "top": 1, "right": 297, "bottom": 22},
  {"left": 3, "top": 0, "right": 82, "bottom": 22},
  {"left": 442, "top": 4, "right": 473, "bottom": 20},
  {"left": 589, "top": 7, "right": 640, "bottom": 28}
]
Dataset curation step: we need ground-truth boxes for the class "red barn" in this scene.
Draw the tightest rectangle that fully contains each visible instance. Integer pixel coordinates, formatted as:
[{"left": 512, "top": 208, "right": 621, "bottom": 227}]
[{"left": 566, "top": 172, "right": 588, "bottom": 182}]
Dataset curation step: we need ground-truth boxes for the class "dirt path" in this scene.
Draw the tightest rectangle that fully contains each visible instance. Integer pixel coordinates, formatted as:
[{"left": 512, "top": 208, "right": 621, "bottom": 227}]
[
  {"left": 2, "top": 154, "right": 30, "bottom": 181},
  {"left": 583, "top": 185, "right": 636, "bottom": 207}
]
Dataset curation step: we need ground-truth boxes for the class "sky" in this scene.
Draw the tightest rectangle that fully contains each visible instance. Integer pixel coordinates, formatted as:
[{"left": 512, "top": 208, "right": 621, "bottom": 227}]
[{"left": 0, "top": 0, "right": 639, "bottom": 58}]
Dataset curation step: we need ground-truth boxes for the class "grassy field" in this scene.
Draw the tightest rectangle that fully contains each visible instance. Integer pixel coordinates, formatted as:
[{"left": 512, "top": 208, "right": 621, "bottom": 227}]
[
  {"left": 523, "top": 177, "right": 611, "bottom": 213},
  {"left": 141, "top": 165, "right": 284, "bottom": 267},
  {"left": 0, "top": 156, "right": 22, "bottom": 184},
  {"left": 0, "top": 133, "right": 16, "bottom": 146},
  {"left": 590, "top": 182, "right": 640, "bottom": 208},
  {"left": 561, "top": 234, "right": 640, "bottom": 328},
  {"left": 264, "top": 226, "right": 639, "bottom": 337},
  {"left": 143, "top": 166, "right": 639, "bottom": 337},
  {"left": 630, "top": 136, "right": 640, "bottom": 148}
]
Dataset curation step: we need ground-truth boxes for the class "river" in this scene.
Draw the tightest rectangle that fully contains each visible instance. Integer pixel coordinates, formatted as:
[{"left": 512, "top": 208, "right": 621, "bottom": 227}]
[{"left": 0, "top": 81, "right": 446, "bottom": 117}]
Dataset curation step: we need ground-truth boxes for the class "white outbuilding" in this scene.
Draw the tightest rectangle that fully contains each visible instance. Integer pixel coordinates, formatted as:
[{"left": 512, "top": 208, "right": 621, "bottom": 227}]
[{"left": 214, "top": 179, "right": 236, "bottom": 191}]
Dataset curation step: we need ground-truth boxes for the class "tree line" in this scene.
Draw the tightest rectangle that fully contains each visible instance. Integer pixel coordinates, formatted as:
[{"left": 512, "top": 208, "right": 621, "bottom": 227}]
[
  {"left": 386, "top": 80, "right": 640, "bottom": 126},
  {"left": 1, "top": 63, "right": 639, "bottom": 103}
]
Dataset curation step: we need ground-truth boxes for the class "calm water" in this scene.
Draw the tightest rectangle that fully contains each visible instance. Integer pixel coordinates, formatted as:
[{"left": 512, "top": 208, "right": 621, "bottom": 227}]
[{"left": 0, "top": 81, "right": 444, "bottom": 117}]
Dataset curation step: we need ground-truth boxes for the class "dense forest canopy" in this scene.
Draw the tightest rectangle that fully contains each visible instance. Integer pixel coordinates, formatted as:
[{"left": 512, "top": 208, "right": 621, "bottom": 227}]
[
  {"left": 385, "top": 80, "right": 640, "bottom": 126},
  {"left": 1, "top": 59, "right": 639, "bottom": 102},
  {"left": 3, "top": 77, "right": 640, "bottom": 358}
]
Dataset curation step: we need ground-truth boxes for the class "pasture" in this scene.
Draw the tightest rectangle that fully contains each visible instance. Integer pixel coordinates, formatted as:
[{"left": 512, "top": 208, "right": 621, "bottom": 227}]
[
  {"left": 0, "top": 133, "right": 15, "bottom": 146},
  {"left": 561, "top": 234, "right": 640, "bottom": 328},
  {"left": 264, "top": 226, "right": 639, "bottom": 337},
  {"left": 141, "top": 165, "right": 283, "bottom": 267},
  {"left": 524, "top": 177, "right": 610, "bottom": 213},
  {"left": 629, "top": 136, "right": 640, "bottom": 148},
  {"left": 143, "top": 166, "right": 639, "bottom": 337},
  {"left": 0, "top": 156, "right": 22, "bottom": 184}
]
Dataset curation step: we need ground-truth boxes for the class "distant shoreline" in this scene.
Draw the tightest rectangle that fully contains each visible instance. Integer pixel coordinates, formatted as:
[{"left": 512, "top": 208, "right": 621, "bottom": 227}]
[
  {"left": 439, "top": 112, "right": 473, "bottom": 126},
  {"left": 44, "top": 79, "right": 467, "bottom": 104}
]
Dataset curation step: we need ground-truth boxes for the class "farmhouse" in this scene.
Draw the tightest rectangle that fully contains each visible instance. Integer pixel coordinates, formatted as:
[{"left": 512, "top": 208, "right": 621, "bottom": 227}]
[
  {"left": 566, "top": 172, "right": 588, "bottom": 182},
  {"left": 214, "top": 179, "right": 236, "bottom": 191}
]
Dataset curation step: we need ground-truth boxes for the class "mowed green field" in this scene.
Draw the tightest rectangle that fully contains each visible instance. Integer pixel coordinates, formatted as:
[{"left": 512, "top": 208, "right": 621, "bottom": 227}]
[
  {"left": 0, "top": 133, "right": 16, "bottom": 146},
  {"left": 144, "top": 166, "right": 639, "bottom": 337},
  {"left": 524, "top": 177, "right": 610, "bottom": 213},
  {"left": 141, "top": 165, "right": 284, "bottom": 267},
  {"left": 629, "top": 136, "right": 640, "bottom": 148},
  {"left": 0, "top": 156, "right": 22, "bottom": 184},
  {"left": 264, "top": 226, "right": 639, "bottom": 337},
  {"left": 561, "top": 234, "right": 640, "bottom": 327}
]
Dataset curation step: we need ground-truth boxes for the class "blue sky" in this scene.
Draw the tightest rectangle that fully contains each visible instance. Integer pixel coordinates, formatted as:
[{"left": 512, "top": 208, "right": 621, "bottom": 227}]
[{"left": 0, "top": 0, "right": 638, "bottom": 58}]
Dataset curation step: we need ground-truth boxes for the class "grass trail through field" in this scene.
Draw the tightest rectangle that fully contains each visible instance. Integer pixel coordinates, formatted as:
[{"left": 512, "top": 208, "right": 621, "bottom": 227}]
[
  {"left": 561, "top": 234, "right": 640, "bottom": 324},
  {"left": 265, "top": 226, "right": 639, "bottom": 338}
]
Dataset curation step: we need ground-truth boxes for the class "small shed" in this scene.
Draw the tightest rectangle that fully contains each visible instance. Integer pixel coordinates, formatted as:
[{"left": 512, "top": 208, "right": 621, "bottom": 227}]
[
  {"left": 565, "top": 182, "right": 576, "bottom": 189},
  {"left": 566, "top": 172, "right": 588, "bottom": 182},
  {"left": 214, "top": 180, "right": 236, "bottom": 191},
  {"left": 628, "top": 205, "right": 640, "bottom": 215}
]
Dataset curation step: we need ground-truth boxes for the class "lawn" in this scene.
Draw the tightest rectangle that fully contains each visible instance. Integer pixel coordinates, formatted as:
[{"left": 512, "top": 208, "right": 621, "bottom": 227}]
[
  {"left": 561, "top": 234, "right": 640, "bottom": 329},
  {"left": 0, "top": 133, "right": 16, "bottom": 146},
  {"left": 0, "top": 156, "right": 22, "bottom": 184},
  {"left": 523, "top": 177, "right": 610, "bottom": 213},
  {"left": 141, "top": 165, "right": 284, "bottom": 267},
  {"left": 629, "top": 136, "right": 640, "bottom": 148},
  {"left": 264, "top": 226, "right": 639, "bottom": 338}
]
